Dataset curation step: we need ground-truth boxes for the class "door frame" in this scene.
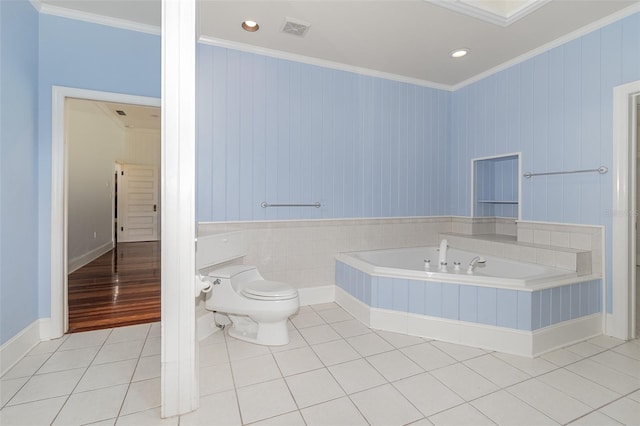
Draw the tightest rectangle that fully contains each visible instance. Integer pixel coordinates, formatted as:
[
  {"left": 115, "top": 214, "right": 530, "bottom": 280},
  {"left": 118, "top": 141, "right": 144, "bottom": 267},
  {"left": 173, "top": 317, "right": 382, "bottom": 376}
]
[
  {"left": 611, "top": 80, "right": 640, "bottom": 339},
  {"left": 50, "top": 86, "right": 161, "bottom": 337}
]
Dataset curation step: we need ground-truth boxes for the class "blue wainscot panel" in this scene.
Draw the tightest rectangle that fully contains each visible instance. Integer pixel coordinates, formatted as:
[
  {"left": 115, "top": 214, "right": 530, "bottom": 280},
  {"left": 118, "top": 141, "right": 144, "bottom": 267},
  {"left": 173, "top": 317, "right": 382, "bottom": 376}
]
[{"left": 336, "top": 261, "right": 602, "bottom": 335}]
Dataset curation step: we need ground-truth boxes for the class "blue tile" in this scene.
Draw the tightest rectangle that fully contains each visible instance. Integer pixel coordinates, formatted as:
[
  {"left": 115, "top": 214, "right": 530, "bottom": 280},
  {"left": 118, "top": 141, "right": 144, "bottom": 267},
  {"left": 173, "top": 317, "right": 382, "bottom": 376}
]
[
  {"left": 580, "top": 282, "right": 589, "bottom": 317},
  {"left": 497, "top": 289, "right": 518, "bottom": 329},
  {"left": 377, "top": 277, "right": 394, "bottom": 310},
  {"left": 356, "top": 271, "right": 364, "bottom": 302},
  {"left": 589, "top": 280, "right": 601, "bottom": 314},
  {"left": 517, "top": 291, "right": 532, "bottom": 331},
  {"left": 371, "top": 276, "right": 379, "bottom": 307},
  {"left": 570, "top": 283, "right": 581, "bottom": 320},
  {"left": 441, "top": 284, "right": 459, "bottom": 320},
  {"left": 594, "top": 280, "right": 602, "bottom": 313},
  {"left": 393, "top": 278, "right": 409, "bottom": 312},
  {"left": 550, "top": 287, "right": 562, "bottom": 325},
  {"left": 540, "top": 289, "right": 552, "bottom": 328},
  {"left": 425, "top": 281, "right": 443, "bottom": 317},
  {"left": 408, "top": 280, "right": 425, "bottom": 315},
  {"left": 347, "top": 265, "right": 356, "bottom": 297},
  {"left": 363, "top": 274, "right": 372, "bottom": 306},
  {"left": 477, "top": 287, "right": 497, "bottom": 326},
  {"left": 560, "top": 285, "right": 571, "bottom": 322},
  {"left": 532, "top": 291, "right": 541, "bottom": 330},
  {"left": 459, "top": 285, "right": 478, "bottom": 323}
]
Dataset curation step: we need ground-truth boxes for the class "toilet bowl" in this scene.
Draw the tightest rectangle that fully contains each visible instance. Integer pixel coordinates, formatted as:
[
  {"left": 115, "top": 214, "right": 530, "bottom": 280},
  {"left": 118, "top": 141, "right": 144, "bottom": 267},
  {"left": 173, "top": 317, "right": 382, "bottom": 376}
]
[{"left": 199, "top": 264, "right": 299, "bottom": 346}]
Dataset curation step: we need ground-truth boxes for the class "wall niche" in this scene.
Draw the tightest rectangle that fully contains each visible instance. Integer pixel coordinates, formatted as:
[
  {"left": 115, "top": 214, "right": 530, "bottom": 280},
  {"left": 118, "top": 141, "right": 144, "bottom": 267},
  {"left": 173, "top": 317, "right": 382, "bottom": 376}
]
[{"left": 472, "top": 153, "right": 521, "bottom": 219}]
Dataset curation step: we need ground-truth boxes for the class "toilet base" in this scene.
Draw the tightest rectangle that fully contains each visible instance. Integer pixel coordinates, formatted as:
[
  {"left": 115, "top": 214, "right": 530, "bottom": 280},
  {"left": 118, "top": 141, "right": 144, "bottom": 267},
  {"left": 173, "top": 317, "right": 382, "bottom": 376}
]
[{"left": 227, "top": 314, "right": 290, "bottom": 346}]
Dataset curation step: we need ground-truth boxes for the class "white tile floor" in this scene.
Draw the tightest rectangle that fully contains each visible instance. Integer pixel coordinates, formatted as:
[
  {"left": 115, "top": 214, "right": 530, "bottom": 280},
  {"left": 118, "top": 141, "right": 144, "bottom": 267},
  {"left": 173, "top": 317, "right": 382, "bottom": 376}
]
[{"left": 1, "top": 303, "right": 639, "bottom": 425}]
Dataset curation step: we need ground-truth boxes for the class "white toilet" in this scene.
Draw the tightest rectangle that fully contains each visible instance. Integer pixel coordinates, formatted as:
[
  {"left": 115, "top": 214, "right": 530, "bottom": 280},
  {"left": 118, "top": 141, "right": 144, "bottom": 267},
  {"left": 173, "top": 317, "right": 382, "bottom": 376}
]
[{"left": 196, "top": 231, "right": 299, "bottom": 346}]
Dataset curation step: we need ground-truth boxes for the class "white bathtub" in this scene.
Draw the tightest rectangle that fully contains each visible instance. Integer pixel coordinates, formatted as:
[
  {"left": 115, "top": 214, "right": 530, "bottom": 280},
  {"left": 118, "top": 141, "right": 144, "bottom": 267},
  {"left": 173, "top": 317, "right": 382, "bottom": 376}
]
[{"left": 336, "top": 246, "right": 578, "bottom": 289}]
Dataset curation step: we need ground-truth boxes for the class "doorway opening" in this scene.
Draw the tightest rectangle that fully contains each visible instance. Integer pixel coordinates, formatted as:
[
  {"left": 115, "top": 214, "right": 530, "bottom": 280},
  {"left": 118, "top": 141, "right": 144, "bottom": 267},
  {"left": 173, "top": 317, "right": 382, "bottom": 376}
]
[
  {"left": 64, "top": 98, "right": 161, "bottom": 332},
  {"left": 49, "top": 87, "right": 161, "bottom": 338}
]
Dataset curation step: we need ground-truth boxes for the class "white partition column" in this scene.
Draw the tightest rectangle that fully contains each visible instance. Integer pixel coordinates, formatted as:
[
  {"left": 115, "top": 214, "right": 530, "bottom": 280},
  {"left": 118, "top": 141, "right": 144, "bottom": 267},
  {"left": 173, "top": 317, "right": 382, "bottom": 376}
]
[{"left": 161, "top": 0, "right": 198, "bottom": 417}]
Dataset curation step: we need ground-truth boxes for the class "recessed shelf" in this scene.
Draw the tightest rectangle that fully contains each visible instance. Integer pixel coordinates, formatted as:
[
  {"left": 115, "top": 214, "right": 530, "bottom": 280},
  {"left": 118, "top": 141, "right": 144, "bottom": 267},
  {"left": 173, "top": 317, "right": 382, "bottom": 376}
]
[{"left": 472, "top": 153, "right": 521, "bottom": 219}]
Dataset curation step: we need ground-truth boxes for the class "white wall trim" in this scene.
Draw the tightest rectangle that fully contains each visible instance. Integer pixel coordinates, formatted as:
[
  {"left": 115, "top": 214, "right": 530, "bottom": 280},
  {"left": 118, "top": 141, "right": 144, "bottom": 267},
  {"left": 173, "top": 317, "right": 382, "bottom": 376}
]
[
  {"left": 532, "top": 314, "right": 602, "bottom": 356},
  {"left": 51, "top": 86, "right": 161, "bottom": 340},
  {"left": 298, "top": 285, "right": 335, "bottom": 307},
  {"left": 610, "top": 80, "right": 640, "bottom": 339},
  {"left": 33, "top": 0, "right": 160, "bottom": 35},
  {"left": 335, "top": 287, "right": 371, "bottom": 327},
  {"left": 426, "top": 0, "right": 551, "bottom": 27},
  {"left": 0, "top": 319, "right": 46, "bottom": 376},
  {"left": 161, "top": 0, "right": 198, "bottom": 417},
  {"left": 336, "top": 288, "right": 604, "bottom": 357},
  {"left": 197, "top": 36, "right": 452, "bottom": 92},
  {"left": 68, "top": 241, "right": 114, "bottom": 273}
]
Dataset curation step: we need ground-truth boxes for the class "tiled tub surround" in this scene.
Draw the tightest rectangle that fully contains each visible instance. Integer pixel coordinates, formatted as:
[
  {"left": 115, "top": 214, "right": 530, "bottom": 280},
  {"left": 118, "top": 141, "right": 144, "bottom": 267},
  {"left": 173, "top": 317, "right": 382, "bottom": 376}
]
[
  {"left": 196, "top": 217, "right": 604, "bottom": 354},
  {"left": 335, "top": 258, "right": 602, "bottom": 357},
  {"left": 198, "top": 217, "right": 452, "bottom": 301}
]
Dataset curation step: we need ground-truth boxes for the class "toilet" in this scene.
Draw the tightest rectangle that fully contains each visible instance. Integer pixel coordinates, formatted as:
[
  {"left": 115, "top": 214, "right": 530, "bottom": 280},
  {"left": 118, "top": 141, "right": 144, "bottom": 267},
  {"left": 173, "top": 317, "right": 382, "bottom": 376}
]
[{"left": 195, "top": 231, "right": 299, "bottom": 346}]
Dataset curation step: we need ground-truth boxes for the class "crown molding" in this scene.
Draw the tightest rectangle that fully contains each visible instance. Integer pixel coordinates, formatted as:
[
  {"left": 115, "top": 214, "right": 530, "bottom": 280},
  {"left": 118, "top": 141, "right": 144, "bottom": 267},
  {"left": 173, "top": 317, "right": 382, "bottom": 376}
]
[
  {"left": 427, "top": 0, "right": 552, "bottom": 27},
  {"left": 198, "top": 36, "right": 453, "bottom": 92},
  {"left": 452, "top": 2, "right": 640, "bottom": 91},
  {"left": 34, "top": 0, "right": 160, "bottom": 35}
]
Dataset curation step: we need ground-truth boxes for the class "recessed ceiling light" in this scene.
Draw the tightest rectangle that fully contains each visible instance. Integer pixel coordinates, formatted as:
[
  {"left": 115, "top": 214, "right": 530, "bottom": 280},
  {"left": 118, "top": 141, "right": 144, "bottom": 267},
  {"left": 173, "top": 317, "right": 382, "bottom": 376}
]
[
  {"left": 242, "top": 20, "right": 259, "bottom": 32},
  {"left": 450, "top": 48, "right": 469, "bottom": 58}
]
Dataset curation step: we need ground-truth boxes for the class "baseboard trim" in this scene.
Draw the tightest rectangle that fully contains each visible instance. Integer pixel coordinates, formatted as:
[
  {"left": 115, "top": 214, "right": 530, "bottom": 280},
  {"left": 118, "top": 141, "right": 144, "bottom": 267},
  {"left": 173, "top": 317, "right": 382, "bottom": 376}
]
[
  {"left": 335, "top": 288, "right": 604, "bottom": 357},
  {"left": 298, "top": 285, "right": 335, "bottom": 306},
  {"left": 335, "top": 287, "right": 370, "bottom": 326},
  {"left": 0, "top": 319, "right": 47, "bottom": 376},
  {"left": 532, "top": 313, "right": 602, "bottom": 356},
  {"left": 68, "top": 241, "right": 114, "bottom": 273}
]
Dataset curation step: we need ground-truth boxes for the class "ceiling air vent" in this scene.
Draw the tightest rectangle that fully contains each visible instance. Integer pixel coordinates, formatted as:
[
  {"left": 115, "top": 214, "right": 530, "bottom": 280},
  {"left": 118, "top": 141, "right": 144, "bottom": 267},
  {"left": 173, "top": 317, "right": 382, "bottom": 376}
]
[
  {"left": 115, "top": 110, "right": 127, "bottom": 116},
  {"left": 281, "top": 17, "right": 311, "bottom": 37}
]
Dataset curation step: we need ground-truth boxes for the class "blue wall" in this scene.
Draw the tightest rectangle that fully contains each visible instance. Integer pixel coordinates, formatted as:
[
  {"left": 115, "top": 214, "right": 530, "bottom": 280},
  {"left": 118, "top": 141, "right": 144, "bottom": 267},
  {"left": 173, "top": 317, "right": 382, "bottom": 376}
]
[
  {"left": 450, "top": 12, "right": 640, "bottom": 312},
  {"left": 0, "top": 0, "right": 40, "bottom": 345},
  {"left": 36, "top": 15, "right": 161, "bottom": 318},
  {"left": 197, "top": 45, "right": 451, "bottom": 221}
]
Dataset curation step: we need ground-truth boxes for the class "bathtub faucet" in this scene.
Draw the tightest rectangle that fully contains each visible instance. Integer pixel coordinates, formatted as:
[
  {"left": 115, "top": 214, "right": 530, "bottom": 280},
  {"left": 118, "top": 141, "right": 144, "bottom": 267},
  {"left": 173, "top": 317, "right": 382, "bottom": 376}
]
[
  {"left": 438, "top": 239, "right": 448, "bottom": 269},
  {"left": 467, "top": 256, "right": 486, "bottom": 274}
]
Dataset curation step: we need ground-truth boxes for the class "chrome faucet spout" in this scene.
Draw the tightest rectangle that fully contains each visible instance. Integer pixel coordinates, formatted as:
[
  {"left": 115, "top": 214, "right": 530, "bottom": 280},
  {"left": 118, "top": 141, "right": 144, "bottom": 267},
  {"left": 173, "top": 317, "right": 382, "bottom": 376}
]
[
  {"left": 438, "top": 239, "right": 448, "bottom": 269},
  {"left": 467, "top": 256, "right": 486, "bottom": 274}
]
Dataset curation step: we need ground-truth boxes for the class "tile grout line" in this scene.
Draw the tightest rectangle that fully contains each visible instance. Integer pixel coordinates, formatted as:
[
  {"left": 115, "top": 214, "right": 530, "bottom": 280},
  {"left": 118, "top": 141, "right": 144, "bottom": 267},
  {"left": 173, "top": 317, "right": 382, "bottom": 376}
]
[{"left": 113, "top": 323, "right": 153, "bottom": 422}]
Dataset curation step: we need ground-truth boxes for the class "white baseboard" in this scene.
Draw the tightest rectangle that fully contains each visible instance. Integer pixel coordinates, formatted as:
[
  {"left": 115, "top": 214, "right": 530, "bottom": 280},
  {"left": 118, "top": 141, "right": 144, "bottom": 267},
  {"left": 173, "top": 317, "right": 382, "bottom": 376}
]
[
  {"left": 532, "top": 313, "right": 602, "bottom": 356},
  {"left": 335, "top": 287, "right": 370, "bottom": 326},
  {"left": 0, "top": 319, "right": 47, "bottom": 376},
  {"left": 68, "top": 241, "right": 114, "bottom": 273},
  {"left": 336, "top": 289, "right": 605, "bottom": 357},
  {"left": 298, "top": 285, "right": 335, "bottom": 306}
]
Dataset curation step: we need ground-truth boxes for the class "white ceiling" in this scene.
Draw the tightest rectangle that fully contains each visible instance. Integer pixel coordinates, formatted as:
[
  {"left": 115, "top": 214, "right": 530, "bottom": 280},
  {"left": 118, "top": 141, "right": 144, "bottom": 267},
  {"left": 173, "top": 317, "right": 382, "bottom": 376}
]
[
  {"left": 39, "top": 0, "right": 639, "bottom": 87},
  {"left": 98, "top": 101, "right": 160, "bottom": 130}
]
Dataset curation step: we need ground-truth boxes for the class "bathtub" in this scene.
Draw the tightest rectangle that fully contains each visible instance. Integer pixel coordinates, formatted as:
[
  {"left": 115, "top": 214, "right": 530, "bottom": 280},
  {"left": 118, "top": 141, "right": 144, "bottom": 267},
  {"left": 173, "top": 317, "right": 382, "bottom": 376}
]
[
  {"left": 334, "top": 245, "right": 602, "bottom": 357},
  {"left": 336, "top": 246, "right": 578, "bottom": 289}
]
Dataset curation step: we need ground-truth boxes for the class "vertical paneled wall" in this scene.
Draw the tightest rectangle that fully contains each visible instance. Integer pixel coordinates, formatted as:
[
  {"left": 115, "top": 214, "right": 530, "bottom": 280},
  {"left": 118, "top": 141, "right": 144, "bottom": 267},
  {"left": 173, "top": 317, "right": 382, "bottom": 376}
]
[
  {"left": 450, "top": 12, "right": 640, "bottom": 311},
  {"left": 196, "top": 45, "right": 451, "bottom": 222}
]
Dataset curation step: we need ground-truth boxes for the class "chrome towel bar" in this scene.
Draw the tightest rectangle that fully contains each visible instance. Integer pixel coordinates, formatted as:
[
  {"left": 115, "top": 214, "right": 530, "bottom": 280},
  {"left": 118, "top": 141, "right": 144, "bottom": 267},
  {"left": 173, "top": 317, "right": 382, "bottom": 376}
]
[
  {"left": 523, "top": 166, "right": 608, "bottom": 179},
  {"left": 261, "top": 202, "right": 321, "bottom": 208}
]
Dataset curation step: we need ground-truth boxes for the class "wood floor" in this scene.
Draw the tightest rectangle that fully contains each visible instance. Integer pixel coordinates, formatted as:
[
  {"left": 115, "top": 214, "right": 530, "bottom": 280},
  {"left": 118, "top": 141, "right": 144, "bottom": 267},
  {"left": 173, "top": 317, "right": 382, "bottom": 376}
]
[{"left": 67, "top": 241, "right": 161, "bottom": 333}]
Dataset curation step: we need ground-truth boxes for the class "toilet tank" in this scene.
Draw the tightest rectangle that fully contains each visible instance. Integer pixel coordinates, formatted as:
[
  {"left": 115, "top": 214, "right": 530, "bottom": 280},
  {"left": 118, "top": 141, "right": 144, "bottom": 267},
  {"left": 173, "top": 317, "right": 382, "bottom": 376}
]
[{"left": 196, "top": 231, "right": 246, "bottom": 270}]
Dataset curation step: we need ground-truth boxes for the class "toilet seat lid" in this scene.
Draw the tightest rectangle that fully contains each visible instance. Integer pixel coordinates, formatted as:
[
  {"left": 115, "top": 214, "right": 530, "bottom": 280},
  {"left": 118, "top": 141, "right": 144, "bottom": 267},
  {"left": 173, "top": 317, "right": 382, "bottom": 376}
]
[{"left": 241, "top": 281, "right": 298, "bottom": 300}]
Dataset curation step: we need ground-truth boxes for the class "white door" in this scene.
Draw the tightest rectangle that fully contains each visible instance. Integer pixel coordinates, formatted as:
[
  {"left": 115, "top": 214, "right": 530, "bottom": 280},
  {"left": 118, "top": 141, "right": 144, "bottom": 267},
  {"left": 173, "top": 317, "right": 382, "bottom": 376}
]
[{"left": 117, "top": 164, "right": 159, "bottom": 242}]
